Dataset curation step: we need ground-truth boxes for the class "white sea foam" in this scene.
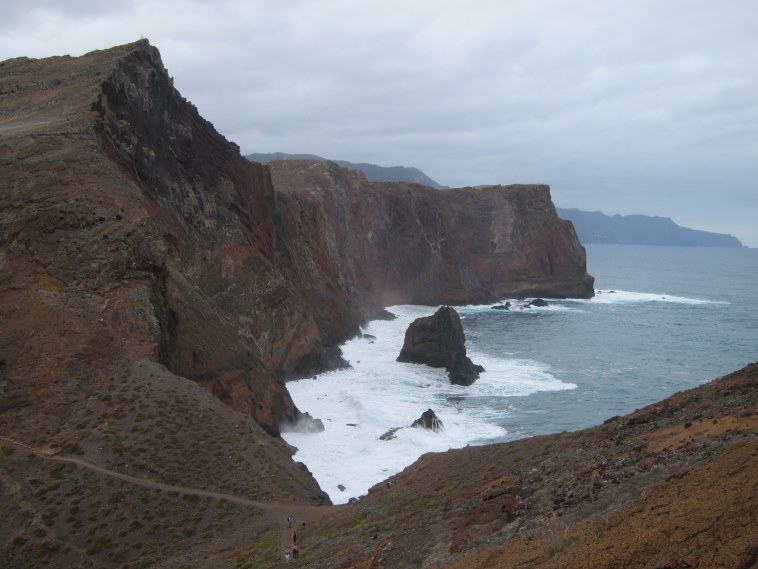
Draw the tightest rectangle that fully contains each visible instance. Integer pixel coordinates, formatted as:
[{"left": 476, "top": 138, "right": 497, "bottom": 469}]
[
  {"left": 282, "top": 304, "right": 576, "bottom": 504},
  {"left": 589, "top": 290, "right": 728, "bottom": 305},
  {"left": 459, "top": 301, "right": 581, "bottom": 313}
]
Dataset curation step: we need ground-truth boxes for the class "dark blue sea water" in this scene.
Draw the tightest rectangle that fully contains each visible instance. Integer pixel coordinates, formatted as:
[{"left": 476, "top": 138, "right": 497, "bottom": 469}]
[
  {"left": 284, "top": 244, "right": 758, "bottom": 502},
  {"left": 464, "top": 244, "right": 758, "bottom": 441}
]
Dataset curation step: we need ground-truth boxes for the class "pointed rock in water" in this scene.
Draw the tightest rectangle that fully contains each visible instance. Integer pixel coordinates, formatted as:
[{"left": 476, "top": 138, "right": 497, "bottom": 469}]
[
  {"left": 411, "top": 409, "right": 443, "bottom": 432},
  {"left": 396, "top": 306, "right": 484, "bottom": 385},
  {"left": 491, "top": 302, "right": 511, "bottom": 310}
]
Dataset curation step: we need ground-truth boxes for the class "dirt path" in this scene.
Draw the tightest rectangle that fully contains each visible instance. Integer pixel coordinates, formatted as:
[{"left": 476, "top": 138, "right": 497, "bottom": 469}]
[{"left": 0, "top": 434, "right": 348, "bottom": 559}]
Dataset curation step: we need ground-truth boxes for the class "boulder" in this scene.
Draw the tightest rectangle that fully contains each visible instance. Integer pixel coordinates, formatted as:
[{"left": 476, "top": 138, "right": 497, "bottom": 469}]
[
  {"left": 373, "top": 309, "right": 397, "bottom": 321},
  {"left": 529, "top": 298, "right": 548, "bottom": 307},
  {"left": 411, "top": 409, "right": 444, "bottom": 432},
  {"left": 397, "top": 306, "right": 484, "bottom": 386},
  {"left": 491, "top": 302, "right": 511, "bottom": 310}
]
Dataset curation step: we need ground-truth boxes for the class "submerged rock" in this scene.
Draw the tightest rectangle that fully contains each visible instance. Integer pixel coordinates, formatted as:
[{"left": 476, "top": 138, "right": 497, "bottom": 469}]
[
  {"left": 373, "top": 309, "right": 398, "bottom": 321},
  {"left": 379, "top": 427, "right": 402, "bottom": 441},
  {"left": 397, "top": 306, "right": 484, "bottom": 386}
]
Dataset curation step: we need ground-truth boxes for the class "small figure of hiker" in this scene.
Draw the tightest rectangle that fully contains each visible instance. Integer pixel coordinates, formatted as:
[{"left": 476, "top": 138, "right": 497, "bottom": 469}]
[
  {"left": 293, "top": 530, "right": 297, "bottom": 545},
  {"left": 284, "top": 548, "right": 291, "bottom": 562},
  {"left": 287, "top": 514, "right": 292, "bottom": 528},
  {"left": 292, "top": 545, "right": 300, "bottom": 559}
]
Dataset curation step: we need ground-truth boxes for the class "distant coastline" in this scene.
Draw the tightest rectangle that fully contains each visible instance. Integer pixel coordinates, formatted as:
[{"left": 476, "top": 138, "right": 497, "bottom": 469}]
[{"left": 556, "top": 208, "right": 744, "bottom": 248}]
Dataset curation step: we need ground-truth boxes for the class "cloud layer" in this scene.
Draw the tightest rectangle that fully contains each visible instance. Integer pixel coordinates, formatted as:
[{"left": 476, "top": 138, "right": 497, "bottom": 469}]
[{"left": 2, "top": 1, "right": 756, "bottom": 244}]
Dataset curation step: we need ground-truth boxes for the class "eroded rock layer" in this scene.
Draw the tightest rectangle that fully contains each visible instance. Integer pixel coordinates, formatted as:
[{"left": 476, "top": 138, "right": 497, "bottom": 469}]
[{"left": 269, "top": 160, "right": 594, "bottom": 307}]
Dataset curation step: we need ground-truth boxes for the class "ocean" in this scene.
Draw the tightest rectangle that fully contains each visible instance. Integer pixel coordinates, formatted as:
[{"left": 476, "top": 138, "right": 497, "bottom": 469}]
[{"left": 282, "top": 244, "right": 758, "bottom": 504}]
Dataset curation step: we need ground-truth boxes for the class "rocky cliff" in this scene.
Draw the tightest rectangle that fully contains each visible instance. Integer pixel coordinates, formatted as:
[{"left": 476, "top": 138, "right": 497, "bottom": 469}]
[
  {"left": 270, "top": 161, "right": 594, "bottom": 307},
  {"left": 0, "top": 41, "right": 308, "bottom": 439},
  {"left": 0, "top": 39, "right": 591, "bottom": 445}
]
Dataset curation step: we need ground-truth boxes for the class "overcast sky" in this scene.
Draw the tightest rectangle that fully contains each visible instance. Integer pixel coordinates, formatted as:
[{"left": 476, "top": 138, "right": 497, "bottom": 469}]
[{"left": 2, "top": 1, "right": 757, "bottom": 245}]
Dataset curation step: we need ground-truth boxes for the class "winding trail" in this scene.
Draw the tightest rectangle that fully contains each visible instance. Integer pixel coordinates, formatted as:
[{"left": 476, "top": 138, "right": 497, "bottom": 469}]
[{"left": 0, "top": 434, "right": 350, "bottom": 559}]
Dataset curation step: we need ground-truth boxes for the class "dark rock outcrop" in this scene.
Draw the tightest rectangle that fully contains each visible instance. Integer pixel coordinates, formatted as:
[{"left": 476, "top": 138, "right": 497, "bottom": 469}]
[
  {"left": 529, "top": 298, "right": 548, "bottom": 307},
  {"left": 411, "top": 409, "right": 444, "bottom": 432},
  {"left": 397, "top": 307, "right": 484, "bottom": 386},
  {"left": 372, "top": 309, "right": 398, "bottom": 321},
  {"left": 280, "top": 412, "right": 325, "bottom": 433}
]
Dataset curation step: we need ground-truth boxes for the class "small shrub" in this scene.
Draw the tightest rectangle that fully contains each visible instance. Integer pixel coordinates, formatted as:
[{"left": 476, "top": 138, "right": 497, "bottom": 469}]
[
  {"left": 49, "top": 463, "right": 66, "bottom": 479},
  {"left": 724, "top": 440, "right": 747, "bottom": 454}
]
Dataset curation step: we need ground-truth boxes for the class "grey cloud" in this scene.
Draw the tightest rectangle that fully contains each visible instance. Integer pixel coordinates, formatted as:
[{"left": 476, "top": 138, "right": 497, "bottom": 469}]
[{"left": 1, "top": 0, "right": 756, "bottom": 245}]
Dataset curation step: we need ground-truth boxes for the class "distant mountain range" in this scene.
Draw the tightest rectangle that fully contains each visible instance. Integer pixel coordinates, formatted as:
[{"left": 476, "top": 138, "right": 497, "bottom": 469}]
[
  {"left": 246, "top": 153, "right": 743, "bottom": 248},
  {"left": 556, "top": 208, "right": 743, "bottom": 248},
  {"left": 245, "top": 152, "right": 445, "bottom": 189}
]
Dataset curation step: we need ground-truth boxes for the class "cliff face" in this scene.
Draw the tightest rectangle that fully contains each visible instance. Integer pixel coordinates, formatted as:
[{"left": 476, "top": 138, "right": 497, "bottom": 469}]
[
  {"left": 0, "top": 40, "right": 592, "bottom": 445},
  {"left": 270, "top": 160, "right": 594, "bottom": 307},
  {"left": 0, "top": 41, "right": 317, "bottom": 438}
]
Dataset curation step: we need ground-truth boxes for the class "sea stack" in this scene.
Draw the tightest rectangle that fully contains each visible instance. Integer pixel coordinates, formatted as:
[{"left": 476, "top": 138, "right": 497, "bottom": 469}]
[
  {"left": 397, "top": 306, "right": 484, "bottom": 386},
  {"left": 411, "top": 409, "right": 444, "bottom": 432}
]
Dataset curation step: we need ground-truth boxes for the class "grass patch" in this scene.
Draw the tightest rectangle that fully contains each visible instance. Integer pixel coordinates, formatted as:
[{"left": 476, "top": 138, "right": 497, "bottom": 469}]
[
  {"left": 232, "top": 527, "right": 279, "bottom": 569},
  {"left": 724, "top": 440, "right": 748, "bottom": 454},
  {"left": 49, "top": 462, "right": 66, "bottom": 479},
  {"left": 543, "top": 516, "right": 574, "bottom": 559}
]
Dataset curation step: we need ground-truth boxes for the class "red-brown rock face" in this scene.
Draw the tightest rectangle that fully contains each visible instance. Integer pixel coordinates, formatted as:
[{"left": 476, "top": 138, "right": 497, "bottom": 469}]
[
  {"left": 0, "top": 40, "right": 592, "bottom": 440},
  {"left": 270, "top": 160, "right": 594, "bottom": 308}
]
